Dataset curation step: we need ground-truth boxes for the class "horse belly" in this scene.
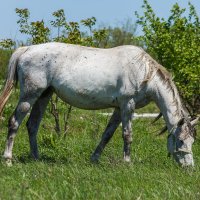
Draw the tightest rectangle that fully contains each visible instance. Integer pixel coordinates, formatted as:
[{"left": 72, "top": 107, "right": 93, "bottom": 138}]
[
  {"left": 54, "top": 86, "right": 118, "bottom": 109},
  {"left": 52, "top": 75, "right": 120, "bottom": 110}
]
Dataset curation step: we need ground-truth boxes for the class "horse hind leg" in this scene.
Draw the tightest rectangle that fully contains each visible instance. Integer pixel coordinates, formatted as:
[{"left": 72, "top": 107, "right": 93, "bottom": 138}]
[
  {"left": 91, "top": 108, "right": 121, "bottom": 162},
  {"left": 3, "top": 99, "right": 34, "bottom": 162},
  {"left": 3, "top": 81, "right": 49, "bottom": 164},
  {"left": 26, "top": 88, "right": 53, "bottom": 159}
]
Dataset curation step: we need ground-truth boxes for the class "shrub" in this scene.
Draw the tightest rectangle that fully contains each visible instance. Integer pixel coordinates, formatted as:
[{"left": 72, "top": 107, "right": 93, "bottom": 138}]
[{"left": 136, "top": 0, "right": 200, "bottom": 115}]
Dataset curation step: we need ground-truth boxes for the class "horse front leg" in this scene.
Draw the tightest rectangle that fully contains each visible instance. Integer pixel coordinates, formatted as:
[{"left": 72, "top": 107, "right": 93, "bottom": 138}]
[
  {"left": 91, "top": 108, "right": 121, "bottom": 162},
  {"left": 121, "top": 100, "right": 134, "bottom": 162}
]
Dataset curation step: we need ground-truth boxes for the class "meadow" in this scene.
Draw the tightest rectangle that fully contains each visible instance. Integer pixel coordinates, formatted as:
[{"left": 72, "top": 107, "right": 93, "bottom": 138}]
[{"left": 0, "top": 91, "right": 200, "bottom": 200}]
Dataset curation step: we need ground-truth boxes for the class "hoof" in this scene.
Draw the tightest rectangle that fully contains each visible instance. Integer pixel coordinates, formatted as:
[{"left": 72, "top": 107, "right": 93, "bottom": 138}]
[
  {"left": 30, "top": 155, "right": 39, "bottom": 161},
  {"left": 2, "top": 158, "right": 13, "bottom": 167},
  {"left": 90, "top": 154, "right": 100, "bottom": 163},
  {"left": 2, "top": 153, "right": 13, "bottom": 167},
  {"left": 6, "top": 159, "right": 12, "bottom": 167},
  {"left": 30, "top": 151, "right": 39, "bottom": 160},
  {"left": 124, "top": 155, "right": 131, "bottom": 162}
]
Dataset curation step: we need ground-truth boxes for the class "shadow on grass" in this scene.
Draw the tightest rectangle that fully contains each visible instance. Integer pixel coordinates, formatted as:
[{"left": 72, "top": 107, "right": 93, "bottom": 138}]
[{"left": 17, "top": 154, "right": 70, "bottom": 165}]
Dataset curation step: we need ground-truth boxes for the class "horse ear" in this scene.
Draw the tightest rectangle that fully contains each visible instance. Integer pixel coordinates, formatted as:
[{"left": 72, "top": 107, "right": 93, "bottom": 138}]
[
  {"left": 191, "top": 117, "right": 200, "bottom": 127},
  {"left": 177, "top": 118, "right": 185, "bottom": 126}
]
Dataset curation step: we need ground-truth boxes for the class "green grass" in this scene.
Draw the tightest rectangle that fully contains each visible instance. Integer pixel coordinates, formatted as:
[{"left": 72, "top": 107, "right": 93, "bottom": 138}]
[{"left": 0, "top": 93, "right": 200, "bottom": 200}]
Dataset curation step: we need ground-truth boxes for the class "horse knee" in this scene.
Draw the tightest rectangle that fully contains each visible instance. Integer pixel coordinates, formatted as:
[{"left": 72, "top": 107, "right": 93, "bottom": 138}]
[
  {"left": 123, "top": 128, "right": 133, "bottom": 144},
  {"left": 123, "top": 134, "right": 133, "bottom": 144},
  {"left": 17, "top": 102, "right": 31, "bottom": 113}
]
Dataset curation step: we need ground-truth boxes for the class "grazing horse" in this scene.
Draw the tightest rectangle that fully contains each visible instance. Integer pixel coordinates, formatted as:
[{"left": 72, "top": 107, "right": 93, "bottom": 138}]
[{"left": 0, "top": 42, "right": 198, "bottom": 166}]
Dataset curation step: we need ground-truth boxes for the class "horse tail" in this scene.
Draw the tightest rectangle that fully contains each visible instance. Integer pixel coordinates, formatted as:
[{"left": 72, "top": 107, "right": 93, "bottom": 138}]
[{"left": 0, "top": 46, "right": 29, "bottom": 116}]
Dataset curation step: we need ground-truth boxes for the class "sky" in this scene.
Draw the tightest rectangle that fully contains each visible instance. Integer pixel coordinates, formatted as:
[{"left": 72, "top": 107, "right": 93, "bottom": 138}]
[{"left": 0, "top": 0, "right": 200, "bottom": 41}]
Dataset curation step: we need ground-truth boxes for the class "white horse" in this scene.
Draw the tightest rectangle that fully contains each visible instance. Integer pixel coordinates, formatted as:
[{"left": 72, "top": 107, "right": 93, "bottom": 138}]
[{"left": 0, "top": 42, "right": 198, "bottom": 166}]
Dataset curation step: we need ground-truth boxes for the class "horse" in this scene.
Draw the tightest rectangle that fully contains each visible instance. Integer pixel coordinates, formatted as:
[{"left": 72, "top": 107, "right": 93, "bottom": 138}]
[{"left": 0, "top": 42, "right": 199, "bottom": 166}]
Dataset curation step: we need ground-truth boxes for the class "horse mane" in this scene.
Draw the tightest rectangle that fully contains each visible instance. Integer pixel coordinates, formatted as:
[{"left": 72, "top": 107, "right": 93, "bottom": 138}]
[{"left": 140, "top": 51, "right": 188, "bottom": 119}]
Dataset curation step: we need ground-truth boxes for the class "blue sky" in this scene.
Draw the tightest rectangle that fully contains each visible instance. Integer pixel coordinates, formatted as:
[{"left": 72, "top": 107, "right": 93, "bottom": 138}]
[{"left": 0, "top": 0, "right": 200, "bottom": 41}]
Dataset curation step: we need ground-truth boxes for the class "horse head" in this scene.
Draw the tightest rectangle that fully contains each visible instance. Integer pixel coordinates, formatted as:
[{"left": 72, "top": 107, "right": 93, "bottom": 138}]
[{"left": 167, "top": 117, "right": 199, "bottom": 167}]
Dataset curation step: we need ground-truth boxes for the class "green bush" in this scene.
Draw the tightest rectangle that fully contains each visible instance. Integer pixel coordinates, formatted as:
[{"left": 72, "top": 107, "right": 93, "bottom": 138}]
[
  {"left": 0, "top": 48, "right": 12, "bottom": 80},
  {"left": 136, "top": 0, "right": 200, "bottom": 115}
]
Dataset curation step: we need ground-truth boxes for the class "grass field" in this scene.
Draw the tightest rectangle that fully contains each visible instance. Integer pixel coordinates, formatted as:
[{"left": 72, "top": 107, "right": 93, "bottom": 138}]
[{"left": 0, "top": 91, "right": 200, "bottom": 200}]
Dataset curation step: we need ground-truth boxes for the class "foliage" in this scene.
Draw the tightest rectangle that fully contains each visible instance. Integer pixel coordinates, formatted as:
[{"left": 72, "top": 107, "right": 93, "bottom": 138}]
[
  {"left": 0, "top": 39, "right": 15, "bottom": 50},
  {"left": 136, "top": 0, "right": 200, "bottom": 115},
  {"left": 50, "top": 9, "right": 67, "bottom": 39},
  {"left": 0, "top": 49, "right": 12, "bottom": 80},
  {"left": 50, "top": 10, "right": 108, "bottom": 47},
  {"left": 81, "top": 17, "right": 96, "bottom": 35},
  {"left": 99, "top": 19, "right": 142, "bottom": 48},
  {"left": 30, "top": 21, "right": 50, "bottom": 44},
  {"left": 0, "top": 39, "right": 15, "bottom": 79},
  {"left": 16, "top": 8, "right": 50, "bottom": 44},
  {"left": 15, "top": 8, "right": 30, "bottom": 34}
]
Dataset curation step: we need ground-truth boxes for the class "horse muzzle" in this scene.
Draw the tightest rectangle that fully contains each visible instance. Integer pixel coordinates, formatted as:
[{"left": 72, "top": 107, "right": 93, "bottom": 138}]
[{"left": 173, "top": 151, "right": 194, "bottom": 167}]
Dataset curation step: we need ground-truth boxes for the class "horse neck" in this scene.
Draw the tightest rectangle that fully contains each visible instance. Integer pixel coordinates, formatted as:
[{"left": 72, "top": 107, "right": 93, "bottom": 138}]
[{"left": 149, "top": 76, "right": 187, "bottom": 131}]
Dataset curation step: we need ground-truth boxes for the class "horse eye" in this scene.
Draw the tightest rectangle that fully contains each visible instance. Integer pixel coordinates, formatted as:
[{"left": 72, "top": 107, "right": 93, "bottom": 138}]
[
  {"left": 176, "top": 140, "right": 184, "bottom": 149},
  {"left": 179, "top": 140, "right": 184, "bottom": 146}
]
